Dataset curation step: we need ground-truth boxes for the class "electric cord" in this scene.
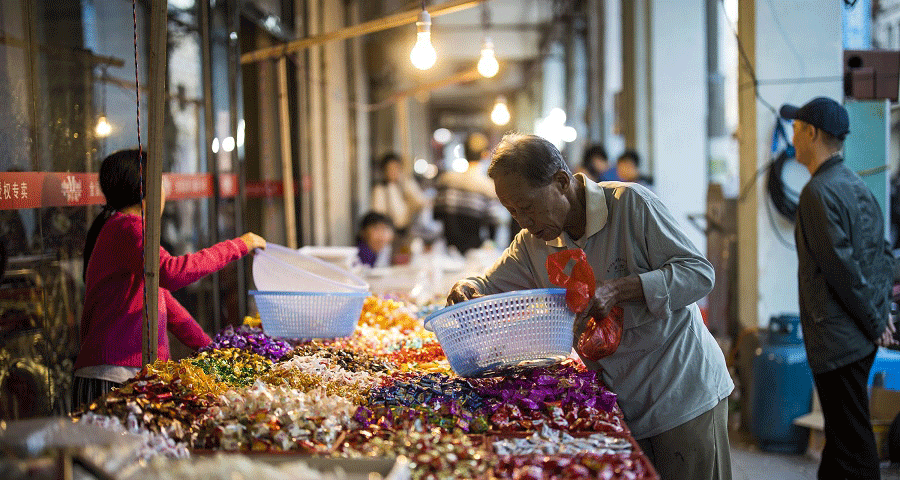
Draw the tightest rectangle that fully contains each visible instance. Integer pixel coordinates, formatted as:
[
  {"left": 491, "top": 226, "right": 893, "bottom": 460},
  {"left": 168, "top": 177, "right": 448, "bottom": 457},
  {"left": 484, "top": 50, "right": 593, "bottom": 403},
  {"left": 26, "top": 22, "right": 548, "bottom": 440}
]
[{"left": 766, "top": 148, "right": 799, "bottom": 221}]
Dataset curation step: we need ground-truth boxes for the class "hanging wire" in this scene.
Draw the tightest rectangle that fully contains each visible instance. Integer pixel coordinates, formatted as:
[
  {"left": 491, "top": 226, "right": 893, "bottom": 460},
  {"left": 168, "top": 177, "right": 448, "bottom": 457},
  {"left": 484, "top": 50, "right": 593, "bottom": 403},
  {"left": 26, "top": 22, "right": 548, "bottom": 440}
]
[
  {"left": 719, "top": 0, "right": 778, "bottom": 116},
  {"left": 133, "top": 0, "right": 149, "bottom": 341}
]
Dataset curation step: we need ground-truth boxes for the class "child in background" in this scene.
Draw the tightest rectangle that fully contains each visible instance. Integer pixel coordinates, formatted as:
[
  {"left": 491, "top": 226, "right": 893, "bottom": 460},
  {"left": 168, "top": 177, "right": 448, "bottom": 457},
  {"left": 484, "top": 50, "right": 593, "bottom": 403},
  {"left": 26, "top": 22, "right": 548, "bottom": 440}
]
[
  {"left": 356, "top": 211, "right": 395, "bottom": 268},
  {"left": 73, "top": 149, "right": 266, "bottom": 408}
]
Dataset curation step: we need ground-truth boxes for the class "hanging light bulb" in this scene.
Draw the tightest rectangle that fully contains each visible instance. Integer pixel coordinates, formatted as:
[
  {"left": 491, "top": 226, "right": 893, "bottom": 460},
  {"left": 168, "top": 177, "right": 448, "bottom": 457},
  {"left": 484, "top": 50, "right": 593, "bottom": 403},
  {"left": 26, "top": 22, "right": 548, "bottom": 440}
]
[
  {"left": 491, "top": 96, "right": 511, "bottom": 126},
  {"left": 410, "top": 9, "right": 436, "bottom": 70},
  {"left": 477, "top": 38, "right": 499, "bottom": 78},
  {"left": 95, "top": 116, "right": 112, "bottom": 137}
]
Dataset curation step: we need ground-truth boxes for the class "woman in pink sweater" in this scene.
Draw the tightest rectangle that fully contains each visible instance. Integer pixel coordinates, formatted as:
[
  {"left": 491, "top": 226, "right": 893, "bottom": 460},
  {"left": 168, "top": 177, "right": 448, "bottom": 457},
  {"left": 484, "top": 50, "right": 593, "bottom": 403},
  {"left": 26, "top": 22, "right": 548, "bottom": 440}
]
[{"left": 72, "top": 149, "right": 266, "bottom": 408}]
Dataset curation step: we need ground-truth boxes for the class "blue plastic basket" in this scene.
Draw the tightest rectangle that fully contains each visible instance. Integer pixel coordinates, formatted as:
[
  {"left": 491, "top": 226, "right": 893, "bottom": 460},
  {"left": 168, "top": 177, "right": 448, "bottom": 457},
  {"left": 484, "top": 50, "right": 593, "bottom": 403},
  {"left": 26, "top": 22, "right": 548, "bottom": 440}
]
[
  {"left": 424, "top": 288, "right": 575, "bottom": 377},
  {"left": 250, "top": 290, "right": 368, "bottom": 339}
]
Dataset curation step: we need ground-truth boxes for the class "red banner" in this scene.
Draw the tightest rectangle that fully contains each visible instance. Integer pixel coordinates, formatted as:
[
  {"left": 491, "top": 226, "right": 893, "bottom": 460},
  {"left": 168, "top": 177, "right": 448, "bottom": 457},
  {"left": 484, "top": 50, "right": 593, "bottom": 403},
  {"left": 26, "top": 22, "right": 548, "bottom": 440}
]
[{"left": 0, "top": 172, "right": 292, "bottom": 210}]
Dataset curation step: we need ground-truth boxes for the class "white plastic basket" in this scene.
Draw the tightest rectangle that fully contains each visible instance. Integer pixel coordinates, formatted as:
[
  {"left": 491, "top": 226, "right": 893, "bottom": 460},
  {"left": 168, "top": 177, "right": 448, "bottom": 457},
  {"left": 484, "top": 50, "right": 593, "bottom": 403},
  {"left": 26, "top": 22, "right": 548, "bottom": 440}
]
[
  {"left": 424, "top": 288, "right": 574, "bottom": 377},
  {"left": 250, "top": 290, "right": 368, "bottom": 339},
  {"left": 253, "top": 244, "right": 368, "bottom": 293}
]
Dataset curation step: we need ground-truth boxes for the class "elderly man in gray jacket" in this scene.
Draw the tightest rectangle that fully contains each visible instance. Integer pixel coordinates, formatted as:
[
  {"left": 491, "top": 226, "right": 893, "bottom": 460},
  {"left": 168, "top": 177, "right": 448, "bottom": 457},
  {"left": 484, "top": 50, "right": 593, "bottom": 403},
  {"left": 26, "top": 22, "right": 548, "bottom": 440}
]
[
  {"left": 782, "top": 97, "right": 898, "bottom": 480},
  {"left": 447, "top": 134, "right": 733, "bottom": 480}
]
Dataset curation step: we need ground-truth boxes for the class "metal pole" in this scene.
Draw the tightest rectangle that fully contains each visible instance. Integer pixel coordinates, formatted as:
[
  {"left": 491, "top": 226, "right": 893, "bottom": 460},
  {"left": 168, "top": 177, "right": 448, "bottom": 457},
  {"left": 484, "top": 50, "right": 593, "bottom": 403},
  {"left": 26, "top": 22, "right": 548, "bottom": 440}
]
[
  {"left": 200, "top": 0, "right": 223, "bottom": 332},
  {"left": 143, "top": 0, "right": 167, "bottom": 366},
  {"left": 229, "top": 0, "right": 247, "bottom": 317},
  {"left": 277, "top": 56, "right": 298, "bottom": 248}
]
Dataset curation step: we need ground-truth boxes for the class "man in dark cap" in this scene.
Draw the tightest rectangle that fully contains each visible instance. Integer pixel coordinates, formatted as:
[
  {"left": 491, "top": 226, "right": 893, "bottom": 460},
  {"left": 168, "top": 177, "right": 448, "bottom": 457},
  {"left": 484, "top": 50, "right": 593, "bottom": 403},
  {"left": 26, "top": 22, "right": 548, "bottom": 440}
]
[{"left": 782, "top": 96, "right": 898, "bottom": 480}]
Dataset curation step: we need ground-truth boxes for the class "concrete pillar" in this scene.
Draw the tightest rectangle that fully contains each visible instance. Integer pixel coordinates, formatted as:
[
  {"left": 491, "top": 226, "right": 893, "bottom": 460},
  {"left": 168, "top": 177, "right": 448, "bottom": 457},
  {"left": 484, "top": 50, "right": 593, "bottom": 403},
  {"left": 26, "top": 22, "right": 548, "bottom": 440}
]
[
  {"left": 647, "top": 0, "right": 708, "bottom": 253},
  {"left": 621, "top": 0, "right": 651, "bottom": 163},
  {"left": 736, "top": 0, "right": 843, "bottom": 328},
  {"left": 307, "top": 0, "right": 327, "bottom": 245},
  {"left": 322, "top": 0, "right": 353, "bottom": 246},
  {"left": 567, "top": 16, "right": 589, "bottom": 163},
  {"left": 349, "top": 1, "right": 371, "bottom": 218}
]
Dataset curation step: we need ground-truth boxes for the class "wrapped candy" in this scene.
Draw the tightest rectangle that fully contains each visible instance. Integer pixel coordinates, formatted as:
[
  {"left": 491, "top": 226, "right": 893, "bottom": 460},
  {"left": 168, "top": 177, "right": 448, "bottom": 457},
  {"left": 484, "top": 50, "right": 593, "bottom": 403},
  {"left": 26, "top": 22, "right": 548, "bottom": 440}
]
[
  {"left": 201, "top": 325, "right": 292, "bottom": 361},
  {"left": 190, "top": 348, "right": 273, "bottom": 388},
  {"left": 337, "top": 427, "right": 494, "bottom": 480}
]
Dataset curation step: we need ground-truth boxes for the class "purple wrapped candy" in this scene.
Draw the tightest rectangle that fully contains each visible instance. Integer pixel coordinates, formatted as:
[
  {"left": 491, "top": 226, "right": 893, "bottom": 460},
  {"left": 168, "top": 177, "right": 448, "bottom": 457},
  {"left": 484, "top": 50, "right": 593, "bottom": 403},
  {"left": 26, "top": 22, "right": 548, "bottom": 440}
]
[{"left": 201, "top": 325, "right": 292, "bottom": 361}]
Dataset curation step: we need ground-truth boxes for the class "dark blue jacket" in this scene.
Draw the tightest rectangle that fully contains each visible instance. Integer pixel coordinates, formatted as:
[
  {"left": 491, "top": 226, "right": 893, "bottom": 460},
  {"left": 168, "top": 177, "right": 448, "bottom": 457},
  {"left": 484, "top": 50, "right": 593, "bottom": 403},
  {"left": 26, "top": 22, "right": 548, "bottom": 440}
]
[{"left": 795, "top": 155, "right": 893, "bottom": 374}]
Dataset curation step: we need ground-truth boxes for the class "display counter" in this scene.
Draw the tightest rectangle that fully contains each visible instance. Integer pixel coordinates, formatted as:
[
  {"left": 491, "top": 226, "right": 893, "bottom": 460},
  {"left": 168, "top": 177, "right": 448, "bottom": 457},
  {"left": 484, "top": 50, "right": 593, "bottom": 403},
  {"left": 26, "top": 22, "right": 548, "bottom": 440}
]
[{"left": 2, "top": 296, "right": 658, "bottom": 480}]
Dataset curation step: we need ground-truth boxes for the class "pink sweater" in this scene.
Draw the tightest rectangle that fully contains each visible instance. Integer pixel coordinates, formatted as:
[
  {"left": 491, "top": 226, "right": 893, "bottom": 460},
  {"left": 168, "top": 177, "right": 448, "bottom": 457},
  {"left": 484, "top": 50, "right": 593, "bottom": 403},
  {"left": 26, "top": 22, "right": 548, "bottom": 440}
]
[{"left": 75, "top": 212, "right": 249, "bottom": 369}]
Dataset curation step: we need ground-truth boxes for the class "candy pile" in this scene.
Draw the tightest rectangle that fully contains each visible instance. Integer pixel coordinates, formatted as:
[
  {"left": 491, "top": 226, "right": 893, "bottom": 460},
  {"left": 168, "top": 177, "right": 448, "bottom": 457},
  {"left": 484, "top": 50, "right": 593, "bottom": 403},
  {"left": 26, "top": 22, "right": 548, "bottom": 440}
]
[
  {"left": 78, "top": 375, "right": 213, "bottom": 442},
  {"left": 78, "top": 412, "right": 190, "bottom": 460},
  {"left": 492, "top": 424, "right": 632, "bottom": 456},
  {"left": 361, "top": 373, "right": 489, "bottom": 432},
  {"left": 494, "top": 452, "right": 655, "bottom": 480},
  {"left": 190, "top": 348, "right": 273, "bottom": 388},
  {"left": 194, "top": 380, "right": 356, "bottom": 452},
  {"left": 262, "top": 353, "right": 385, "bottom": 403},
  {"left": 130, "top": 452, "right": 351, "bottom": 480},
  {"left": 472, "top": 362, "right": 624, "bottom": 433},
  {"left": 143, "top": 359, "right": 227, "bottom": 396},
  {"left": 200, "top": 324, "right": 292, "bottom": 361},
  {"left": 336, "top": 427, "right": 494, "bottom": 480},
  {"left": 68, "top": 295, "right": 654, "bottom": 479}
]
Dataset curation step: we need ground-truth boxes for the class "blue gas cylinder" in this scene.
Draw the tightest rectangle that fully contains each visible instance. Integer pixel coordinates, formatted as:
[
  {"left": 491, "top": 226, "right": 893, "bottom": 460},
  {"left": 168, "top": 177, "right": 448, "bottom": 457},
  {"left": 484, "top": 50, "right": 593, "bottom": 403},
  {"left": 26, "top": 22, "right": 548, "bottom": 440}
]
[{"left": 751, "top": 314, "right": 814, "bottom": 453}]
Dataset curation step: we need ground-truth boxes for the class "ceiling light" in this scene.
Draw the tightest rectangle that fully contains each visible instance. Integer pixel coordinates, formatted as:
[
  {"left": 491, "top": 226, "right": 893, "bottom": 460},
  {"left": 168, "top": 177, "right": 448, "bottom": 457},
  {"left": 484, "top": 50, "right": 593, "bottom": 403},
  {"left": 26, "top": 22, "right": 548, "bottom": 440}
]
[
  {"left": 477, "top": 38, "right": 499, "bottom": 78},
  {"left": 410, "top": 9, "right": 436, "bottom": 70},
  {"left": 491, "top": 96, "right": 510, "bottom": 126}
]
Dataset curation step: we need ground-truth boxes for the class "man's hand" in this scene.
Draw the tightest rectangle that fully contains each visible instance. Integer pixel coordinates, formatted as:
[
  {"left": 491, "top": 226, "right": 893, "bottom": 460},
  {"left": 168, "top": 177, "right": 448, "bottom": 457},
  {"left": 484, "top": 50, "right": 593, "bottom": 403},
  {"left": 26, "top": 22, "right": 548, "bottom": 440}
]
[
  {"left": 446, "top": 280, "right": 483, "bottom": 306},
  {"left": 877, "top": 318, "right": 898, "bottom": 347},
  {"left": 573, "top": 280, "right": 618, "bottom": 337}
]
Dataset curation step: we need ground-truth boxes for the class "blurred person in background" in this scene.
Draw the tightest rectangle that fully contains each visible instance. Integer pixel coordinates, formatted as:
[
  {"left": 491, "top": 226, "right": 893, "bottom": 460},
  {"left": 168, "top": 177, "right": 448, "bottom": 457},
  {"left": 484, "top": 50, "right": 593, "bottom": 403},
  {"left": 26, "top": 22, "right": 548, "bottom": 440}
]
[
  {"left": 356, "top": 211, "right": 395, "bottom": 268},
  {"left": 616, "top": 149, "right": 653, "bottom": 188},
  {"left": 578, "top": 144, "right": 619, "bottom": 182},
  {"left": 434, "top": 132, "right": 501, "bottom": 255},
  {"left": 370, "top": 152, "right": 426, "bottom": 264}
]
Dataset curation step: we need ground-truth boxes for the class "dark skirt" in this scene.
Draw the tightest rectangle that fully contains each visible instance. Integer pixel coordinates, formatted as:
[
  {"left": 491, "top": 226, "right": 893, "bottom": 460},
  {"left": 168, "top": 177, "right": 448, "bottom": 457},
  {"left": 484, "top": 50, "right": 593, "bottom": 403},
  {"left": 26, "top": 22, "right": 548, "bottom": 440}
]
[{"left": 71, "top": 376, "right": 121, "bottom": 412}]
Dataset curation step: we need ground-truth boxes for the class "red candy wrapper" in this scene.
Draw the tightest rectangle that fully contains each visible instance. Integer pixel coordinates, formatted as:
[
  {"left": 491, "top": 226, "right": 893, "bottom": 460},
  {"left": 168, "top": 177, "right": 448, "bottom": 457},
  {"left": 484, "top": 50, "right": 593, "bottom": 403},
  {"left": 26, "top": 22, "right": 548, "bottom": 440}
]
[
  {"left": 577, "top": 306, "right": 624, "bottom": 360},
  {"left": 546, "top": 249, "right": 624, "bottom": 361}
]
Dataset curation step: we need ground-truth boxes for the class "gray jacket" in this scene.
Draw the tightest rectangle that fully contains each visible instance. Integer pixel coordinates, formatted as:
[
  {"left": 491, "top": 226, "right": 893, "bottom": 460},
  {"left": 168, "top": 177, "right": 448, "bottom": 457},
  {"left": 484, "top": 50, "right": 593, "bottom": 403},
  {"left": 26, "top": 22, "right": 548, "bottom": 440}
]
[{"left": 795, "top": 155, "right": 893, "bottom": 374}]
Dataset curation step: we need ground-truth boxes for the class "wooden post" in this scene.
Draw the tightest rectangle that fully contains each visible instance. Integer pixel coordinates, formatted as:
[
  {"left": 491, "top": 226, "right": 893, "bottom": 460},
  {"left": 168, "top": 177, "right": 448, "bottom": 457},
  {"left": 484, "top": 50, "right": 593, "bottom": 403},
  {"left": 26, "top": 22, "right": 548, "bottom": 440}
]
[
  {"left": 143, "top": 0, "right": 167, "bottom": 365},
  {"left": 736, "top": 0, "right": 758, "bottom": 331},
  {"left": 277, "top": 56, "right": 298, "bottom": 249}
]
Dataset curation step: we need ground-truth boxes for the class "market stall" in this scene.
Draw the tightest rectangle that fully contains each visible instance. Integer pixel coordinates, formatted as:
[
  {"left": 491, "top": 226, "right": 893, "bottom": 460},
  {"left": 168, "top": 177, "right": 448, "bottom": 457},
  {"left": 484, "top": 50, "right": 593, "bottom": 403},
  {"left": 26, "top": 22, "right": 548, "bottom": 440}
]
[{"left": 2, "top": 292, "right": 658, "bottom": 479}]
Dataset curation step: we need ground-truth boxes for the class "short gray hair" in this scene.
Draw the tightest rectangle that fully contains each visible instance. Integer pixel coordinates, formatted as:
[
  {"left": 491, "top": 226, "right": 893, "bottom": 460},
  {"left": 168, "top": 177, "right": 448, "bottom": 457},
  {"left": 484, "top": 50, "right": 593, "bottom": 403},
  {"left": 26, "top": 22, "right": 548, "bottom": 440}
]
[{"left": 488, "top": 134, "right": 571, "bottom": 187}]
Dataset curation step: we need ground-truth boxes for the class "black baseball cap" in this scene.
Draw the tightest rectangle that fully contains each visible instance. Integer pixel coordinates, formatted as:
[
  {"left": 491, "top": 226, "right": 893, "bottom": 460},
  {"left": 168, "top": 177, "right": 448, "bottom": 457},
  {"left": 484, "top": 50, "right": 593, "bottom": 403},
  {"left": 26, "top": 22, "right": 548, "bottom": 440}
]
[{"left": 779, "top": 97, "right": 850, "bottom": 140}]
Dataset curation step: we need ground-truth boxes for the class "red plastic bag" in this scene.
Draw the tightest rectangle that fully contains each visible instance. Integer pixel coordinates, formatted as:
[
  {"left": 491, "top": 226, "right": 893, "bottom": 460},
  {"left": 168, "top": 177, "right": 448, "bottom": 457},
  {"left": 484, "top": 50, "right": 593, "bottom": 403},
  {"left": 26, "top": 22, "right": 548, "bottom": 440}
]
[
  {"left": 546, "top": 249, "right": 595, "bottom": 313},
  {"left": 546, "top": 249, "right": 624, "bottom": 361},
  {"left": 577, "top": 306, "right": 624, "bottom": 360}
]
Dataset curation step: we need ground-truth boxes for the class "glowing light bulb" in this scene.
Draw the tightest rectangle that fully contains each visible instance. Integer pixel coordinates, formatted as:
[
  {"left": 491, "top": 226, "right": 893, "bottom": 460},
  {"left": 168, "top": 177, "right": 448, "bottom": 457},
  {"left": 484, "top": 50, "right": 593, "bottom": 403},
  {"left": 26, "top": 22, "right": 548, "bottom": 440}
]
[
  {"left": 222, "top": 136, "right": 235, "bottom": 152},
  {"left": 477, "top": 38, "right": 499, "bottom": 78},
  {"left": 414, "top": 158, "right": 428, "bottom": 175},
  {"left": 491, "top": 96, "right": 511, "bottom": 126},
  {"left": 95, "top": 116, "right": 112, "bottom": 137},
  {"left": 410, "top": 10, "right": 436, "bottom": 70}
]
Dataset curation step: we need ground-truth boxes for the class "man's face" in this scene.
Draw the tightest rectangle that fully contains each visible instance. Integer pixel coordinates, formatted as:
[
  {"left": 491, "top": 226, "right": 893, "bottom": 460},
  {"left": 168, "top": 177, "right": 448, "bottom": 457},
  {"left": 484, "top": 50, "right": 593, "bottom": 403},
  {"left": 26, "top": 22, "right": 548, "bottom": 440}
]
[
  {"left": 494, "top": 171, "right": 570, "bottom": 242},
  {"left": 791, "top": 119, "right": 812, "bottom": 167}
]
